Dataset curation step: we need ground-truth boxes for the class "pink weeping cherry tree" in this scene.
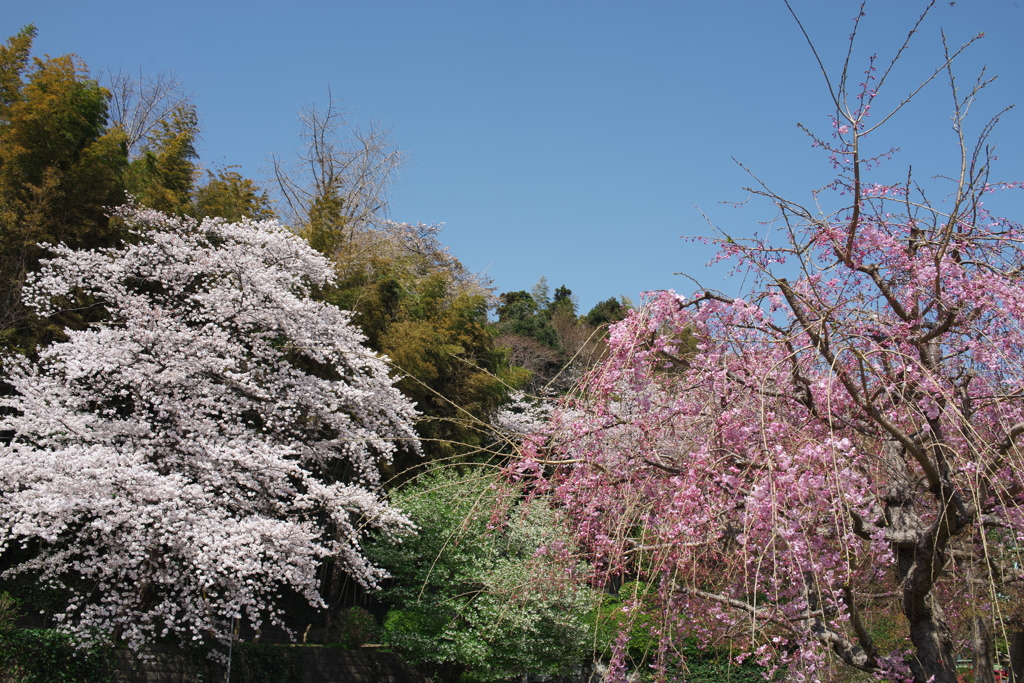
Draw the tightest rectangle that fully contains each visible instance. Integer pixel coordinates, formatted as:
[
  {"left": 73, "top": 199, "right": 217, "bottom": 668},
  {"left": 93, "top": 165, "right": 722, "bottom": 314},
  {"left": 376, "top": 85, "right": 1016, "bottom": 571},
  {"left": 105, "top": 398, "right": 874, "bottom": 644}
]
[
  {"left": 0, "top": 206, "right": 420, "bottom": 651},
  {"left": 522, "top": 5, "right": 1024, "bottom": 683}
]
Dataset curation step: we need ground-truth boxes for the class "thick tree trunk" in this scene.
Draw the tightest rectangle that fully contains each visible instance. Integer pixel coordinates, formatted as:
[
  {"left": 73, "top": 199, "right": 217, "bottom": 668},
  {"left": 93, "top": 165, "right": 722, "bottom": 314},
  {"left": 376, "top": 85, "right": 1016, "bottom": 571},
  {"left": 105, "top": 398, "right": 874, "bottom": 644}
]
[
  {"left": 1009, "top": 627, "right": 1024, "bottom": 683},
  {"left": 903, "top": 593, "right": 957, "bottom": 683},
  {"left": 884, "top": 447, "right": 958, "bottom": 683},
  {"left": 973, "top": 616, "right": 996, "bottom": 683}
]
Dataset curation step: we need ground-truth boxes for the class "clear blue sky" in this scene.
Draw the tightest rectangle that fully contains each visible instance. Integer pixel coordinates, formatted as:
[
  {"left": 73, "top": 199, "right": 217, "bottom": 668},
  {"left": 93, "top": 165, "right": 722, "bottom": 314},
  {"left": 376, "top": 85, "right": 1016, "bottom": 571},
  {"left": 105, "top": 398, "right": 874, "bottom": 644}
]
[{"left": 5, "top": 1, "right": 1023, "bottom": 314}]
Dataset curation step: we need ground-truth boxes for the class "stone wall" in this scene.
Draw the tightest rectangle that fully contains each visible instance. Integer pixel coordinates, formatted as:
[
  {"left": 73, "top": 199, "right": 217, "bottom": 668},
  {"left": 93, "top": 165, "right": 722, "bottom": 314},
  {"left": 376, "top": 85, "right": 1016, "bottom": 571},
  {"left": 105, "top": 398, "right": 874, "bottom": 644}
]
[{"left": 114, "top": 645, "right": 432, "bottom": 683}]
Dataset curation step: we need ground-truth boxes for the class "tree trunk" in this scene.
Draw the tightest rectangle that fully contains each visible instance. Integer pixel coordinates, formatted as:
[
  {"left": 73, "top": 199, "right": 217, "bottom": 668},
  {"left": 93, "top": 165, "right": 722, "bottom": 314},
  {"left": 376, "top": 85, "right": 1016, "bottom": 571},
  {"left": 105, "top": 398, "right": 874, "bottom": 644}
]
[
  {"left": 884, "top": 450, "right": 958, "bottom": 683},
  {"left": 973, "top": 616, "right": 996, "bottom": 683},
  {"left": 903, "top": 596, "right": 958, "bottom": 683},
  {"left": 1009, "top": 627, "right": 1024, "bottom": 683}
]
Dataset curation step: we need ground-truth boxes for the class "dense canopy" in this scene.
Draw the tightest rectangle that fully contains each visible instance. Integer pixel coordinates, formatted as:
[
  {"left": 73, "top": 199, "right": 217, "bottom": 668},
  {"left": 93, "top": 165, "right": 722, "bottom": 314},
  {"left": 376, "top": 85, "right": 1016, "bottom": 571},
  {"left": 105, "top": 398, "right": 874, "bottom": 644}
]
[{"left": 0, "top": 206, "right": 420, "bottom": 650}]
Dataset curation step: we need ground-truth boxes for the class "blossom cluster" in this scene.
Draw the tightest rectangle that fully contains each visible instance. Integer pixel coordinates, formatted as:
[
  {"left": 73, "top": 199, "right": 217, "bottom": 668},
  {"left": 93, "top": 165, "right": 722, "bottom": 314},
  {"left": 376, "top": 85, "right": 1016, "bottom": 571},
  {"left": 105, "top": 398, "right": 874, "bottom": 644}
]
[
  {"left": 526, "top": 123, "right": 1024, "bottom": 682},
  {"left": 0, "top": 206, "right": 420, "bottom": 650}
]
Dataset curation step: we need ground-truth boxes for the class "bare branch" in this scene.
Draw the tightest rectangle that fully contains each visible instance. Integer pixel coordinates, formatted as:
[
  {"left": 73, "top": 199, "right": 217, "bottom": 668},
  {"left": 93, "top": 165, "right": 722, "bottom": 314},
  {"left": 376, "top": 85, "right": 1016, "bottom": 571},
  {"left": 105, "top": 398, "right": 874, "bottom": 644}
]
[
  {"left": 269, "top": 92, "right": 405, "bottom": 232},
  {"left": 100, "top": 68, "right": 192, "bottom": 156}
]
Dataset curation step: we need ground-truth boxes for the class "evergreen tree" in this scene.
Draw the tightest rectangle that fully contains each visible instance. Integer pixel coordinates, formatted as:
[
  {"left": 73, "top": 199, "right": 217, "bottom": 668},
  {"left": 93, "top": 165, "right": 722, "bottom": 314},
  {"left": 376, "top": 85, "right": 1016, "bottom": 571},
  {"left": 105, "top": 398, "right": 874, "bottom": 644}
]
[
  {"left": 584, "top": 297, "right": 629, "bottom": 328},
  {"left": 494, "top": 290, "right": 560, "bottom": 350},
  {"left": 549, "top": 284, "right": 575, "bottom": 318}
]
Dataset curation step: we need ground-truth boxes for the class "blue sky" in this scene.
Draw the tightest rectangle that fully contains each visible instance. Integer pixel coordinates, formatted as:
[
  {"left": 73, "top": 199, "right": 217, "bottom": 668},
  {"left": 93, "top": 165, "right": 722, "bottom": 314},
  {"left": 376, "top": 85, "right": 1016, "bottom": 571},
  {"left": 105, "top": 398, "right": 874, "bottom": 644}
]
[{"left": 5, "top": 0, "right": 1023, "bottom": 313}]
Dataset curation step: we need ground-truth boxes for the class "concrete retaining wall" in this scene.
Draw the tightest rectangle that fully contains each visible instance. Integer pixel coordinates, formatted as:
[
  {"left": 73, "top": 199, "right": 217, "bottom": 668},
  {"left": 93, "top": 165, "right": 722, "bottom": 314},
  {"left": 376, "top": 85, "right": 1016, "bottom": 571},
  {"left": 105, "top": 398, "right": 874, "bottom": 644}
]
[{"left": 114, "top": 645, "right": 432, "bottom": 683}]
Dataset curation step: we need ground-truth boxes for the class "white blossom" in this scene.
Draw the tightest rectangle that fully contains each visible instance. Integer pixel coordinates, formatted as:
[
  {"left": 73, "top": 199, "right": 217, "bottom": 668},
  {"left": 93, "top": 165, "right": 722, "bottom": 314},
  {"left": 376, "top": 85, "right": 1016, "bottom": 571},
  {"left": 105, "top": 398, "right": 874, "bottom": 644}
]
[
  {"left": 492, "top": 391, "right": 556, "bottom": 437},
  {"left": 0, "top": 205, "right": 420, "bottom": 650}
]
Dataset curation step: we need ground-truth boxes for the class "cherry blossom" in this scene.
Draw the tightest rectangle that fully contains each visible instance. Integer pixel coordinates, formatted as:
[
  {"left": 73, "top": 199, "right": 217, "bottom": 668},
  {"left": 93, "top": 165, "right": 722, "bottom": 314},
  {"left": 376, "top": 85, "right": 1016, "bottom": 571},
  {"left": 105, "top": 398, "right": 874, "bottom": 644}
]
[
  {"left": 526, "top": 11, "right": 1024, "bottom": 683},
  {"left": 0, "top": 206, "right": 419, "bottom": 651}
]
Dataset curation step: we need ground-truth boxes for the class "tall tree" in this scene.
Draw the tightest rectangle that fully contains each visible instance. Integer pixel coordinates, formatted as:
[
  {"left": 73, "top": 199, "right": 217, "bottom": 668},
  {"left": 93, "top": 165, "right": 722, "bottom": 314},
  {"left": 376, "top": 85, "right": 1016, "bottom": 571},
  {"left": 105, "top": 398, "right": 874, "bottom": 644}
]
[
  {"left": 123, "top": 103, "right": 199, "bottom": 215},
  {"left": 493, "top": 282, "right": 614, "bottom": 394},
  {"left": 584, "top": 297, "right": 629, "bottom": 328},
  {"left": 494, "top": 289, "right": 560, "bottom": 351},
  {"left": 549, "top": 284, "right": 575, "bottom": 318},
  {"left": 193, "top": 166, "right": 275, "bottom": 222},
  {"left": 0, "top": 26, "right": 128, "bottom": 350},
  {"left": 525, "top": 6, "right": 1024, "bottom": 683},
  {"left": 271, "top": 94, "right": 403, "bottom": 237},
  {"left": 0, "top": 206, "right": 420, "bottom": 652},
  {"left": 322, "top": 221, "right": 521, "bottom": 471},
  {"left": 0, "top": 26, "right": 33, "bottom": 111}
]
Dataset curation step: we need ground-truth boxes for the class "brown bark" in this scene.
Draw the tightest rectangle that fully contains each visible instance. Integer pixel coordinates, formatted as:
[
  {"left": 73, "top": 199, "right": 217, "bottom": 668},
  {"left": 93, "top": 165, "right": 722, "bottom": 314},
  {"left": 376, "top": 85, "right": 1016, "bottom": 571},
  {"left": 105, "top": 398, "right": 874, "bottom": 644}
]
[
  {"left": 973, "top": 616, "right": 996, "bottom": 683},
  {"left": 1009, "top": 627, "right": 1024, "bottom": 683},
  {"left": 884, "top": 441, "right": 958, "bottom": 683}
]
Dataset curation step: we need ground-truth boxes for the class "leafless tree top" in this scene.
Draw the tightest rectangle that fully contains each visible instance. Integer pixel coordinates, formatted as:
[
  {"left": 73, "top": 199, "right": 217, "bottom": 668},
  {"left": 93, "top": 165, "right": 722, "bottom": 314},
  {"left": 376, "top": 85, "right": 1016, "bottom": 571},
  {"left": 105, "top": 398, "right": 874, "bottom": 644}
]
[
  {"left": 101, "top": 67, "right": 193, "bottom": 157},
  {"left": 269, "top": 93, "right": 405, "bottom": 231}
]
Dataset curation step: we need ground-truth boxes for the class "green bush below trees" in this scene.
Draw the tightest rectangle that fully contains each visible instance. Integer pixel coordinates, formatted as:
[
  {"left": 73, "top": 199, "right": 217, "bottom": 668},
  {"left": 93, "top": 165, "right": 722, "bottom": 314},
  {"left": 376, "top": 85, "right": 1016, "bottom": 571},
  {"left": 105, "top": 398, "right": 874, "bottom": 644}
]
[{"left": 0, "top": 628, "right": 115, "bottom": 683}]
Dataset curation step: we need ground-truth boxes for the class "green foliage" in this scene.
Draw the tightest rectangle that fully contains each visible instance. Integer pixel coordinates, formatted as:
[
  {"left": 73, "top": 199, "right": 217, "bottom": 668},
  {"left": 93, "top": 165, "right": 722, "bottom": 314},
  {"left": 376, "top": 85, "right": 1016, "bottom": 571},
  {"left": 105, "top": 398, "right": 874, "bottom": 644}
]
[
  {"left": 494, "top": 290, "right": 560, "bottom": 350},
  {"left": 0, "top": 629, "right": 115, "bottom": 683},
  {"left": 585, "top": 296, "right": 629, "bottom": 328},
  {"left": 662, "top": 644, "right": 777, "bottom": 683},
  {"left": 493, "top": 281, "right": 623, "bottom": 393},
  {"left": 318, "top": 225, "right": 520, "bottom": 470},
  {"left": 585, "top": 582, "right": 774, "bottom": 682},
  {"left": 586, "top": 582, "right": 661, "bottom": 665},
  {"left": 530, "top": 276, "right": 550, "bottom": 310},
  {"left": 0, "top": 26, "right": 129, "bottom": 353},
  {"left": 549, "top": 284, "right": 576, "bottom": 317},
  {"left": 302, "top": 188, "right": 348, "bottom": 256},
  {"left": 121, "top": 102, "right": 273, "bottom": 223},
  {"left": 0, "top": 26, "right": 35, "bottom": 111},
  {"left": 193, "top": 166, "right": 274, "bottom": 221},
  {"left": 0, "top": 591, "right": 17, "bottom": 629},
  {"left": 367, "top": 468, "right": 596, "bottom": 682},
  {"left": 0, "top": 46, "right": 126, "bottom": 243},
  {"left": 123, "top": 103, "right": 198, "bottom": 215},
  {"left": 0, "top": 567, "right": 74, "bottom": 627},
  {"left": 382, "top": 288, "right": 514, "bottom": 464},
  {"left": 335, "top": 606, "right": 380, "bottom": 649}
]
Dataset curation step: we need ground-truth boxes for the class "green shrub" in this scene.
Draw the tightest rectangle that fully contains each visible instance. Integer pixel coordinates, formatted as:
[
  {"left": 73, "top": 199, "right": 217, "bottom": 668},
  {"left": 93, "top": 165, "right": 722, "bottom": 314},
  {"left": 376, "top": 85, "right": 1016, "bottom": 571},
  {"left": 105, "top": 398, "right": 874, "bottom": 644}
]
[
  {"left": 368, "top": 468, "right": 597, "bottom": 682},
  {"left": 336, "top": 606, "right": 379, "bottom": 649},
  {"left": 0, "top": 591, "right": 17, "bottom": 629},
  {"left": 0, "top": 629, "right": 115, "bottom": 683},
  {"left": 585, "top": 582, "right": 776, "bottom": 682}
]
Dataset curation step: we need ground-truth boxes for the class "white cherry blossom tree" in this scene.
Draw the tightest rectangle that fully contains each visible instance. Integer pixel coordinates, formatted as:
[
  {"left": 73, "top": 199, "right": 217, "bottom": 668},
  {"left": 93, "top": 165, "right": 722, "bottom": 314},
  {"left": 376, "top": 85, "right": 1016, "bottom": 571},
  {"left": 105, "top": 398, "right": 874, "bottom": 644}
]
[{"left": 0, "top": 205, "right": 420, "bottom": 651}]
